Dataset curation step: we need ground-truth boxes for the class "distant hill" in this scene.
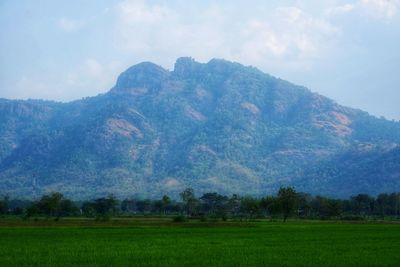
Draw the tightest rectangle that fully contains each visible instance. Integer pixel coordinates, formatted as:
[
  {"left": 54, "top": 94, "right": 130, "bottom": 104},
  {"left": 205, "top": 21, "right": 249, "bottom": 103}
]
[{"left": 1, "top": 57, "right": 399, "bottom": 199}]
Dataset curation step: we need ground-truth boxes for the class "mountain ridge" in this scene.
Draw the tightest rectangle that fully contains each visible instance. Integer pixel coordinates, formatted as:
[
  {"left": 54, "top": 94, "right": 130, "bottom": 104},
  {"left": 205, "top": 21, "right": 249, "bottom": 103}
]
[{"left": 1, "top": 57, "right": 399, "bottom": 199}]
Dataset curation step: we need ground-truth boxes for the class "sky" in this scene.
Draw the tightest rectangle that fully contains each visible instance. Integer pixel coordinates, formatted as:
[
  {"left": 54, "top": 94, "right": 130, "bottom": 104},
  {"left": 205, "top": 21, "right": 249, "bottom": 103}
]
[{"left": 0, "top": 0, "right": 399, "bottom": 120}]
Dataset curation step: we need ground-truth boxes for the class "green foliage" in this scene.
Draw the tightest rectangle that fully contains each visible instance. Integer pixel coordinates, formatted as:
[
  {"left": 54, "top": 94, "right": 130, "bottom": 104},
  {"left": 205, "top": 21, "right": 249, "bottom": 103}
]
[
  {"left": 1, "top": 58, "right": 400, "bottom": 198},
  {"left": 180, "top": 188, "right": 198, "bottom": 215},
  {"left": 260, "top": 196, "right": 280, "bottom": 217},
  {"left": 240, "top": 197, "right": 261, "bottom": 218},
  {"left": 83, "top": 195, "right": 118, "bottom": 221},
  {"left": 277, "top": 187, "right": 298, "bottom": 222},
  {"left": 310, "top": 196, "right": 342, "bottom": 218},
  {"left": 0, "top": 195, "right": 9, "bottom": 215},
  {"left": 25, "top": 193, "right": 78, "bottom": 218},
  {"left": 5, "top": 188, "right": 400, "bottom": 221},
  {"left": 161, "top": 195, "right": 171, "bottom": 213},
  {"left": 172, "top": 215, "right": 187, "bottom": 222},
  {"left": 199, "top": 192, "right": 229, "bottom": 218}
]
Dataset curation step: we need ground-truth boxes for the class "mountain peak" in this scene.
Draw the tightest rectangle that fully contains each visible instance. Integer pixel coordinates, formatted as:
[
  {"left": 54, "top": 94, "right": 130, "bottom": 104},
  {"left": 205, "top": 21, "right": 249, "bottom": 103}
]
[
  {"left": 173, "top": 57, "right": 203, "bottom": 78},
  {"left": 2, "top": 57, "right": 400, "bottom": 198},
  {"left": 113, "top": 62, "right": 169, "bottom": 92}
]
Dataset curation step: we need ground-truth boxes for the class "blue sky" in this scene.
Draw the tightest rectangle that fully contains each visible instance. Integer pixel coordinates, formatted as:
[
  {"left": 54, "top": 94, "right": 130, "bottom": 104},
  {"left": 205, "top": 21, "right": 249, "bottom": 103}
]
[{"left": 0, "top": 0, "right": 399, "bottom": 120}]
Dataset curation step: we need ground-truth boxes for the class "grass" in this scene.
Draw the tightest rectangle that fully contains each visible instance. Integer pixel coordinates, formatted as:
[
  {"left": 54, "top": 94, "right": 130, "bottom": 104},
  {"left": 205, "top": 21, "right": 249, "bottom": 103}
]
[{"left": 0, "top": 217, "right": 399, "bottom": 266}]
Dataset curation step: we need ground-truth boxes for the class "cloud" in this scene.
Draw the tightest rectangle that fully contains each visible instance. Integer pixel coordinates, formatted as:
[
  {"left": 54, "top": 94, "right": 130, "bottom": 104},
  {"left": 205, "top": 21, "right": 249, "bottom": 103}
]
[
  {"left": 325, "top": 4, "right": 355, "bottom": 16},
  {"left": 114, "top": 1, "right": 339, "bottom": 71},
  {"left": 12, "top": 59, "right": 122, "bottom": 101},
  {"left": 359, "top": 0, "right": 400, "bottom": 19},
  {"left": 2, "top": 0, "right": 399, "bottom": 120},
  {"left": 237, "top": 7, "right": 339, "bottom": 69},
  {"left": 66, "top": 58, "right": 122, "bottom": 93},
  {"left": 325, "top": 1, "right": 400, "bottom": 20},
  {"left": 118, "top": 0, "right": 172, "bottom": 23},
  {"left": 57, "top": 17, "right": 84, "bottom": 32},
  {"left": 14, "top": 76, "right": 53, "bottom": 99}
]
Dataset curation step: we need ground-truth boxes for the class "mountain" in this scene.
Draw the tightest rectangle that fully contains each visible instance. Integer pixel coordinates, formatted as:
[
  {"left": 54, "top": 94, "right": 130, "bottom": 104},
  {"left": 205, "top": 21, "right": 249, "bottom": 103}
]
[{"left": 1, "top": 57, "right": 399, "bottom": 199}]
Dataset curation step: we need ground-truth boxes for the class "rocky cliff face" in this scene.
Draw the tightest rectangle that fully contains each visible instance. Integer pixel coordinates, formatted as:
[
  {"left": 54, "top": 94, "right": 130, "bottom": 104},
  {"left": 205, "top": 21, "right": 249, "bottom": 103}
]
[{"left": 1, "top": 57, "right": 399, "bottom": 199}]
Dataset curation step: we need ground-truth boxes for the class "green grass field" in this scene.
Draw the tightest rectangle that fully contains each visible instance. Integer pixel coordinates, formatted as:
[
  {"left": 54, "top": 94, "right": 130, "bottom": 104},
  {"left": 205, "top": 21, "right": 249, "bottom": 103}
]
[{"left": 1, "top": 218, "right": 400, "bottom": 266}]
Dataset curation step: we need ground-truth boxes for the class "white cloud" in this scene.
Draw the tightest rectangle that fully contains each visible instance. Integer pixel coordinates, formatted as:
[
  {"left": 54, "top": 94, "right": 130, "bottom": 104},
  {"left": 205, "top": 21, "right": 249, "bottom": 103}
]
[
  {"left": 66, "top": 59, "right": 122, "bottom": 94},
  {"left": 83, "top": 59, "right": 103, "bottom": 77},
  {"left": 118, "top": 0, "right": 172, "bottom": 23},
  {"left": 57, "top": 17, "right": 84, "bottom": 32},
  {"left": 12, "top": 59, "right": 122, "bottom": 101},
  {"left": 14, "top": 77, "right": 53, "bottom": 99},
  {"left": 359, "top": 0, "right": 400, "bottom": 19},
  {"left": 114, "top": 1, "right": 339, "bottom": 71},
  {"left": 2, "top": 0, "right": 399, "bottom": 120},
  {"left": 325, "top": 1, "right": 399, "bottom": 20},
  {"left": 237, "top": 7, "right": 338, "bottom": 69},
  {"left": 325, "top": 4, "right": 355, "bottom": 16}
]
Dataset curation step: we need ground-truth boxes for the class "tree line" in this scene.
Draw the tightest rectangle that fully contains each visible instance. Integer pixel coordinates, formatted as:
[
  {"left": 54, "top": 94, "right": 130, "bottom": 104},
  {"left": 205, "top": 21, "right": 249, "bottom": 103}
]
[{"left": 1, "top": 187, "right": 400, "bottom": 221}]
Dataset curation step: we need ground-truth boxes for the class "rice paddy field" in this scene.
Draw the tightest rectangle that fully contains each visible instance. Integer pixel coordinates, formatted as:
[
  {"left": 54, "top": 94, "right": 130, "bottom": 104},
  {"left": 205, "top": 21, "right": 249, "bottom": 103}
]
[{"left": 1, "top": 218, "right": 400, "bottom": 267}]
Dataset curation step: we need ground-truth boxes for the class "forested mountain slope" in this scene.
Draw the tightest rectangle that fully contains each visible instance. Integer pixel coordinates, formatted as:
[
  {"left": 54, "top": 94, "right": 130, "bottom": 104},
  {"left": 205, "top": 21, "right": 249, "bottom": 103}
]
[{"left": 1, "top": 57, "right": 399, "bottom": 198}]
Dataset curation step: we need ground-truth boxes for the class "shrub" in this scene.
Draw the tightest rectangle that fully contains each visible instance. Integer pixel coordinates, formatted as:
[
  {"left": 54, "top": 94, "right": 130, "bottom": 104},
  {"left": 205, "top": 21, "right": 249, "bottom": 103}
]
[
  {"left": 341, "top": 215, "right": 365, "bottom": 221},
  {"left": 200, "top": 216, "right": 208, "bottom": 222},
  {"left": 172, "top": 215, "right": 187, "bottom": 222}
]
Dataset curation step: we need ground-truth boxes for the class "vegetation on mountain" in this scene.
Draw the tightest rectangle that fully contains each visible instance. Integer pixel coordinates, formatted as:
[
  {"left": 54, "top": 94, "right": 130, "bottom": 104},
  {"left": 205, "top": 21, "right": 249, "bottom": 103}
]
[{"left": 0, "top": 57, "right": 399, "bottom": 198}]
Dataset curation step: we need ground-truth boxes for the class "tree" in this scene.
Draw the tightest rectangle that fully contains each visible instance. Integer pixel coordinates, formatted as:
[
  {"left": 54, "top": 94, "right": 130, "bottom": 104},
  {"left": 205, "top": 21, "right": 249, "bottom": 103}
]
[
  {"left": 200, "top": 192, "right": 229, "bottom": 218},
  {"left": 26, "top": 203, "right": 40, "bottom": 218},
  {"left": 180, "top": 188, "right": 198, "bottom": 216},
  {"left": 153, "top": 200, "right": 163, "bottom": 214},
  {"left": 376, "top": 193, "right": 390, "bottom": 218},
  {"left": 37, "top": 192, "right": 64, "bottom": 218},
  {"left": 388, "top": 193, "right": 400, "bottom": 217},
  {"left": 161, "top": 195, "right": 171, "bottom": 214},
  {"left": 121, "top": 199, "right": 136, "bottom": 213},
  {"left": 296, "top": 193, "right": 312, "bottom": 218},
  {"left": 25, "top": 192, "right": 77, "bottom": 219},
  {"left": 324, "top": 198, "right": 342, "bottom": 218},
  {"left": 240, "top": 197, "right": 261, "bottom": 218},
  {"left": 228, "top": 194, "right": 241, "bottom": 217},
  {"left": 59, "top": 199, "right": 78, "bottom": 217},
  {"left": 310, "top": 196, "right": 342, "bottom": 219},
  {"left": 93, "top": 195, "right": 117, "bottom": 220},
  {"left": 39, "top": 193, "right": 60, "bottom": 216},
  {"left": 0, "top": 195, "right": 9, "bottom": 215},
  {"left": 136, "top": 199, "right": 151, "bottom": 214},
  {"left": 260, "top": 196, "right": 280, "bottom": 217},
  {"left": 277, "top": 187, "right": 297, "bottom": 222},
  {"left": 82, "top": 201, "right": 96, "bottom": 217},
  {"left": 351, "top": 194, "right": 374, "bottom": 216}
]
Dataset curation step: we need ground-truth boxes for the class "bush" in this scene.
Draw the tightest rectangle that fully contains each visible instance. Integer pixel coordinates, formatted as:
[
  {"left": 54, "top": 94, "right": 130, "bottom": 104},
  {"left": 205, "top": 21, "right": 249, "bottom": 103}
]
[
  {"left": 221, "top": 214, "right": 228, "bottom": 221},
  {"left": 200, "top": 216, "right": 208, "bottom": 222},
  {"left": 96, "top": 213, "right": 112, "bottom": 221},
  {"left": 341, "top": 215, "right": 365, "bottom": 221},
  {"left": 172, "top": 215, "right": 187, "bottom": 222}
]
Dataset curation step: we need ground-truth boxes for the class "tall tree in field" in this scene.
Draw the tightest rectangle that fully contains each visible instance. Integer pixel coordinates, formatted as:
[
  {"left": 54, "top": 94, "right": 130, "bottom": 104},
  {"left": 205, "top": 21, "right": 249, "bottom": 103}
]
[
  {"left": 161, "top": 195, "right": 171, "bottom": 214},
  {"left": 93, "top": 195, "right": 117, "bottom": 220},
  {"left": 277, "top": 187, "right": 298, "bottom": 222},
  {"left": 180, "top": 188, "right": 198, "bottom": 216},
  {"left": 241, "top": 197, "right": 261, "bottom": 218},
  {"left": 261, "top": 196, "right": 280, "bottom": 217},
  {"left": 32, "top": 192, "right": 77, "bottom": 219},
  {"left": 351, "top": 194, "right": 374, "bottom": 216},
  {"left": 228, "top": 194, "right": 241, "bottom": 217},
  {"left": 38, "top": 192, "right": 64, "bottom": 218},
  {"left": 200, "top": 192, "right": 229, "bottom": 218},
  {"left": 0, "top": 195, "right": 9, "bottom": 214}
]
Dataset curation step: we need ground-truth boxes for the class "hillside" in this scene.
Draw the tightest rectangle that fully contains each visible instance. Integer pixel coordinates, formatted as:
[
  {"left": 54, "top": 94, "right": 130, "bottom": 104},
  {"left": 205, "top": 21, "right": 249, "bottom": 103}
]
[{"left": 1, "top": 57, "right": 399, "bottom": 199}]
